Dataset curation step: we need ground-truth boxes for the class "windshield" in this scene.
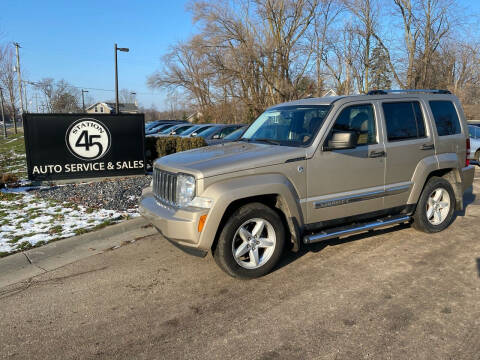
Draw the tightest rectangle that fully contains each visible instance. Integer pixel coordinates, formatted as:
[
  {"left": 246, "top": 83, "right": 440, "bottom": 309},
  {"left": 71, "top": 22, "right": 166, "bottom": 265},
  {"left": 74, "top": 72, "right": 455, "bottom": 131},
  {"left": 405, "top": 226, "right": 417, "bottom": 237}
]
[
  {"left": 193, "top": 126, "right": 215, "bottom": 136},
  {"left": 146, "top": 124, "right": 169, "bottom": 134},
  {"left": 145, "top": 122, "right": 159, "bottom": 130},
  {"left": 159, "top": 124, "right": 178, "bottom": 134},
  {"left": 174, "top": 125, "right": 193, "bottom": 135},
  {"left": 241, "top": 105, "right": 331, "bottom": 146},
  {"left": 197, "top": 126, "right": 220, "bottom": 137},
  {"left": 182, "top": 125, "right": 204, "bottom": 136}
]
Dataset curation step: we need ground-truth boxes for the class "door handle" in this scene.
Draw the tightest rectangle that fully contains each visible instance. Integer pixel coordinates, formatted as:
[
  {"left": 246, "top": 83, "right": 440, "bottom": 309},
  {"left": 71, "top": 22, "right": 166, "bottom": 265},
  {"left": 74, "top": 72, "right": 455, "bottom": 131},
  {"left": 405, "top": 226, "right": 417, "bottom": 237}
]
[
  {"left": 420, "top": 143, "right": 434, "bottom": 150},
  {"left": 369, "top": 150, "right": 386, "bottom": 158}
]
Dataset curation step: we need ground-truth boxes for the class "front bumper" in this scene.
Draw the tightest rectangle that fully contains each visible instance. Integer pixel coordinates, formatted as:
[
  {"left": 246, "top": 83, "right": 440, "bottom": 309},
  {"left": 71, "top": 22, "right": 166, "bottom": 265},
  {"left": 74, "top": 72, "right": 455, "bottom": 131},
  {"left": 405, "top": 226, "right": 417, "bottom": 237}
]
[{"left": 139, "top": 188, "right": 209, "bottom": 253}]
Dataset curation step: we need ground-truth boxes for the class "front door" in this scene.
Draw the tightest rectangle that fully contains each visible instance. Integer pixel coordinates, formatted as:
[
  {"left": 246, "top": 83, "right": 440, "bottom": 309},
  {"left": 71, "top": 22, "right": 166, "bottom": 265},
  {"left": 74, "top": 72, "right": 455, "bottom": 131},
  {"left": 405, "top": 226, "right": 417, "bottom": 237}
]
[{"left": 306, "top": 102, "right": 386, "bottom": 225}]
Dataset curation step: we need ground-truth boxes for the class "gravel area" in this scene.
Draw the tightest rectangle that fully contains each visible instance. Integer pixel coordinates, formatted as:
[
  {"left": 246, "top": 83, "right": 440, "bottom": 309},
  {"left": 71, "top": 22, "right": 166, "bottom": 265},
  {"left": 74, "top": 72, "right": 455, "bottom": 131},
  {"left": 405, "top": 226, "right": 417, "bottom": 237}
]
[{"left": 34, "top": 176, "right": 152, "bottom": 211}]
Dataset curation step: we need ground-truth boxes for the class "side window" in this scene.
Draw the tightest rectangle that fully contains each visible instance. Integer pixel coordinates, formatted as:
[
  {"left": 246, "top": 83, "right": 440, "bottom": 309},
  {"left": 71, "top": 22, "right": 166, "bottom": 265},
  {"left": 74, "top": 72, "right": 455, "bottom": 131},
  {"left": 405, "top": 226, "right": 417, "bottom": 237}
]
[
  {"left": 429, "top": 100, "right": 461, "bottom": 136},
  {"left": 383, "top": 101, "right": 426, "bottom": 141},
  {"left": 331, "top": 104, "right": 377, "bottom": 146}
]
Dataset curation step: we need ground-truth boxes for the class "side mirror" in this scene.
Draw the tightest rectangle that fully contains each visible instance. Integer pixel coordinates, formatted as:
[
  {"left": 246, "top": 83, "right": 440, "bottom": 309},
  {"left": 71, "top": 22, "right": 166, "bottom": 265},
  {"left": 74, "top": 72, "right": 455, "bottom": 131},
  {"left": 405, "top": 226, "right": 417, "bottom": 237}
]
[
  {"left": 191, "top": 132, "right": 198, "bottom": 137},
  {"left": 325, "top": 131, "right": 357, "bottom": 150},
  {"left": 212, "top": 134, "right": 220, "bottom": 139}
]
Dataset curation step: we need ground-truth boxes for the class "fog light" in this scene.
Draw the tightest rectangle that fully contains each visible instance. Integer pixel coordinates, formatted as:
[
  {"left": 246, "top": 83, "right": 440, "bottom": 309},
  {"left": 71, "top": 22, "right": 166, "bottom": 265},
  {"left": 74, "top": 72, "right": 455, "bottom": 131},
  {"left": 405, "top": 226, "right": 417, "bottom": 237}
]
[{"left": 198, "top": 214, "right": 207, "bottom": 233}]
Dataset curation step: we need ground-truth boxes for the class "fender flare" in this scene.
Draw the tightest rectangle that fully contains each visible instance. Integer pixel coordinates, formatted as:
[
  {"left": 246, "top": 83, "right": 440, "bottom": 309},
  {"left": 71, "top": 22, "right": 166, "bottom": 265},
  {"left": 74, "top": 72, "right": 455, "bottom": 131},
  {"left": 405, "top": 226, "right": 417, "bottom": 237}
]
[{"left": 197, "top": 174, "right": 304, "bottom": 251}]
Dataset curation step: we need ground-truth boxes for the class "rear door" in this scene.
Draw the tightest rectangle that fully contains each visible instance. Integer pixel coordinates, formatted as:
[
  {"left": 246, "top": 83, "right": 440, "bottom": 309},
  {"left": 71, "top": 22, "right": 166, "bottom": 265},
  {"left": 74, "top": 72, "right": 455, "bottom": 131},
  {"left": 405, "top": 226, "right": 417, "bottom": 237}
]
[{"left": 382, "top": 99, "right": 435, "bottom": 209}]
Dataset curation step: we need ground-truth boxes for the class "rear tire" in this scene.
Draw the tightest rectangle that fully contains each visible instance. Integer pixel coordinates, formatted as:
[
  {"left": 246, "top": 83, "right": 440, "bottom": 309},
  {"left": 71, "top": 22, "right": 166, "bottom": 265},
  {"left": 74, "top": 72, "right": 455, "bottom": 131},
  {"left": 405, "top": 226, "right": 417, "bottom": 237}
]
[
  {"left": 213, "top": 202, "right": 286, "bottom": 279},
  {"left": 412, "top": 177, "right": 456, "bottom": 233}
]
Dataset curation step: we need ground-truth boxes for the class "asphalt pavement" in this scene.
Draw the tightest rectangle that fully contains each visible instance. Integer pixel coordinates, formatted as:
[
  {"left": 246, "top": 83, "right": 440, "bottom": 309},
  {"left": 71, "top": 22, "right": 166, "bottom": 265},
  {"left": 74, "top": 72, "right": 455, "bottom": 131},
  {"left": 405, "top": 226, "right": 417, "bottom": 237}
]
[{"left": 1, "top": 175, "right": 480, "bottom": 360}]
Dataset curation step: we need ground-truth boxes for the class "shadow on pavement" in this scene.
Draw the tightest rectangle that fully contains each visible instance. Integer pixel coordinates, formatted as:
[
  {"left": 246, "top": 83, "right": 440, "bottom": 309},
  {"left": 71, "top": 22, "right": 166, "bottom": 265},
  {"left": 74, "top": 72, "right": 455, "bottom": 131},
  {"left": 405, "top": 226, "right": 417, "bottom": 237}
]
[
  {"left": 275, "top": 223, "right": 411, "bottom": 272},
  {"left": 454, "top": 186, "right": 477, "bottom": 218}
]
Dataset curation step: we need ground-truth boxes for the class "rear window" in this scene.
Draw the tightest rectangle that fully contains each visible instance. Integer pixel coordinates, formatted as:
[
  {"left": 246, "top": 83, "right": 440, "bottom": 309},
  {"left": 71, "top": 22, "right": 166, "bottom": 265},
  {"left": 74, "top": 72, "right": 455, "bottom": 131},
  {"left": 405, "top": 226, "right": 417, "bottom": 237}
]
[
  {"left": 429, "top": 101, "right": 461, "bottom": 136},
  {"left": 382, "top": 101, "right": 426, "bottom": 141}
]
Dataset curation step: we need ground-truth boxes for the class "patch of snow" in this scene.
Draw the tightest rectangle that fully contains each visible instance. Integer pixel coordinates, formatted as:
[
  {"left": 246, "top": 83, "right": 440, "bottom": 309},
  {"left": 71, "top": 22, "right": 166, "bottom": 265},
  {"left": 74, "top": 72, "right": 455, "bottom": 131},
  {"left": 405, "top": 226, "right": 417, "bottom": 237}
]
[{"left": 0, "top": 192, "right": 136, "bottom": 254}]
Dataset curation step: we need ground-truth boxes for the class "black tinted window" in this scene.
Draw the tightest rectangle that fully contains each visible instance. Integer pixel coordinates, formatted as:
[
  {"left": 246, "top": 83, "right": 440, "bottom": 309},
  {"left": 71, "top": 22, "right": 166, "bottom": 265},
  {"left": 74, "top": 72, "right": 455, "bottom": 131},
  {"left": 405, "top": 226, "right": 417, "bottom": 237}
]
[
  {"left": 383, "top": 101, "right": 426, "bottom": 141},
  {"left": 429, "top": 101, "right": 461, "bottom": 136},
  {"left": 332, "top": 104, "right": 377, "bottom": 145}
]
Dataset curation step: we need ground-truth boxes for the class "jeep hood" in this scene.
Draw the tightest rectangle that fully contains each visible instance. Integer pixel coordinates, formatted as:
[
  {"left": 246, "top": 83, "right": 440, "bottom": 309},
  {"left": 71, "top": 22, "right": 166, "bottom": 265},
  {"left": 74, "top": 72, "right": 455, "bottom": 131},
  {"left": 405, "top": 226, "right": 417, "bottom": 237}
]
[{"left": 155, "top": 141, "right": 305, "bottom": 179}]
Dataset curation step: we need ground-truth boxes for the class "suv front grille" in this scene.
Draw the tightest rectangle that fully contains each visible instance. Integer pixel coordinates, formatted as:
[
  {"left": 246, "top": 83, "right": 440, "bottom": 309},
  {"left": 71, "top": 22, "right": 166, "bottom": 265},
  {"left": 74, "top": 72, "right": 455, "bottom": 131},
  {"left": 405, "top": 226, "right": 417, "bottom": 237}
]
[{"left": 153, "top": 168, "right": 177, "bottom": 206}]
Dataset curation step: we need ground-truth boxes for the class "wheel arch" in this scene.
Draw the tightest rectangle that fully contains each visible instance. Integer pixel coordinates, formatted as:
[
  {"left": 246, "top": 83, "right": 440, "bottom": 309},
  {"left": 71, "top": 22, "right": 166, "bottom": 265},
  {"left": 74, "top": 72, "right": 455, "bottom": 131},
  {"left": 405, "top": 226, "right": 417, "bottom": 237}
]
[
  {"left": 198, "top": 174, "right": 304, "bottom": 254},
  {"left": 409, "top": 166, "right": 463, "bottom": 211}
]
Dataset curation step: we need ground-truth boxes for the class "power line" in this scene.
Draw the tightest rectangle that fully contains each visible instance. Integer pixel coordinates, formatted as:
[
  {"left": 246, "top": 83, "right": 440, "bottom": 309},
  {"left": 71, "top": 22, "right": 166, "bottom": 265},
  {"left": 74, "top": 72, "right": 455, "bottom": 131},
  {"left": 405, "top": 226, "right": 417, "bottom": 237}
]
[{"left": 22, "top": 80, "right": 158, "bottom": 96}]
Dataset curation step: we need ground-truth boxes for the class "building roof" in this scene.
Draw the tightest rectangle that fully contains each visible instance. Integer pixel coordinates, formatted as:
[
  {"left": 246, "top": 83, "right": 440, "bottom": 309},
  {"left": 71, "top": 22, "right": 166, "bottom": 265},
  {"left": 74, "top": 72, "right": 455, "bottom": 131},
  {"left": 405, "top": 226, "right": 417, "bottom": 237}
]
[{"left": 86, "top": 102, "right": 139, "bottom": 112}]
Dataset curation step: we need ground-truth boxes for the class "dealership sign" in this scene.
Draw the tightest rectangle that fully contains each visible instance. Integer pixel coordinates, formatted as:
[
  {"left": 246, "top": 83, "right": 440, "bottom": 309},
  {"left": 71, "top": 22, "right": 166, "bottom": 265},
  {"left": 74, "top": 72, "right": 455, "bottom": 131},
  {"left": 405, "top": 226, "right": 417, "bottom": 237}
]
[{"left": 24, "top": 114, "right": 145, "bottom": 181}]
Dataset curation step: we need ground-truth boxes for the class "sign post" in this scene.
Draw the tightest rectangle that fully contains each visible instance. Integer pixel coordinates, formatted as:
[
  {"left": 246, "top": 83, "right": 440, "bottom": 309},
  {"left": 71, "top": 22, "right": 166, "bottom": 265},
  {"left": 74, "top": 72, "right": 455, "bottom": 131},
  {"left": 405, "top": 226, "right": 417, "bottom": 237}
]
[{"left": 23, "top": 113, "right": 145, "bottom": 181}]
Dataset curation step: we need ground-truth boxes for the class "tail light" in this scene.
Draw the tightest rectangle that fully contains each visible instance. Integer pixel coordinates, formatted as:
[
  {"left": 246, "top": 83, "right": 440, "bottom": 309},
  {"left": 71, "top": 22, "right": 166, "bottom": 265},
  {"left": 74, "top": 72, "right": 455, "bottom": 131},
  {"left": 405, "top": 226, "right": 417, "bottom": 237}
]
[{"left": 466, "top": 138, "right": 470, "bottom": 166}]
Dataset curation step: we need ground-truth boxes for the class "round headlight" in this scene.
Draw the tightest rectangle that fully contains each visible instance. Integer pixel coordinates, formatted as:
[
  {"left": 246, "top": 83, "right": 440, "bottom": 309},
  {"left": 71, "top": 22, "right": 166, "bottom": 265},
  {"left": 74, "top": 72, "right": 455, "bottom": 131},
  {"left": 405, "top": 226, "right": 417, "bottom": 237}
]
[{"left": 176, "top": 174, "right": 195, "bottom": 207}]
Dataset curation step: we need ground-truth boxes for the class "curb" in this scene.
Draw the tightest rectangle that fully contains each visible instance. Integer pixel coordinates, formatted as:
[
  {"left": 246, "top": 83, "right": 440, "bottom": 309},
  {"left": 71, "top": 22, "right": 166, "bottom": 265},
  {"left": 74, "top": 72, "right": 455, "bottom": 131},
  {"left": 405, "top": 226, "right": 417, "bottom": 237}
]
[{"left": 0, "top": 217, "right": 157, "bottom": 289}]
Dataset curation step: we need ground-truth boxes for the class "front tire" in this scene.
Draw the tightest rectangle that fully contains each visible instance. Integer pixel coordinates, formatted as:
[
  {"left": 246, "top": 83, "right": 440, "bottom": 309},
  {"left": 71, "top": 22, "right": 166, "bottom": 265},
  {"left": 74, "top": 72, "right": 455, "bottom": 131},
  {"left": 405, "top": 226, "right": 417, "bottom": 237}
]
[
  {"left": 213, "top": 202, "right": 286, "bottom": 279},
  {"left": 412, "top": 177, "right": 456, "bottom": 233}
]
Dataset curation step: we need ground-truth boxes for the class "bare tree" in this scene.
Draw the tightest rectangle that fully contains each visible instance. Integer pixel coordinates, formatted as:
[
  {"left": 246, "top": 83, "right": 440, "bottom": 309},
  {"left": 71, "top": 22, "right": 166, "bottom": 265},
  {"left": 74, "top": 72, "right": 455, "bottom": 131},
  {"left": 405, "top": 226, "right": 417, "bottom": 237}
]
[
  {"left": 35, "top": 78, "right": 81, "bottom": 113},
  {"left": 119, "top": 88, "right": 137, "bottom": 104},
  {"left": 148, "top": 0, "right": 479, "bottom": 120},
  {"left": 0, "top": 45, "right": 19, "bottom": 133}
]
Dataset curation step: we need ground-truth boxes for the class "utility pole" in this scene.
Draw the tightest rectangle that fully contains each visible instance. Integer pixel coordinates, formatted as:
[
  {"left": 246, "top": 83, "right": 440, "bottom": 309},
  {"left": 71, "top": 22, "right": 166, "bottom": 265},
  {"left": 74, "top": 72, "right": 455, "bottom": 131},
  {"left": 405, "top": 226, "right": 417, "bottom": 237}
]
[
  {"left": 81, "top": 89, "right": 89, "bottom": 112},
  {"left": 114, "top": 43, "right": 129, "bottom": 115},
  {"left": 0, "top": 88, "right": 7, "bottom": 139}
]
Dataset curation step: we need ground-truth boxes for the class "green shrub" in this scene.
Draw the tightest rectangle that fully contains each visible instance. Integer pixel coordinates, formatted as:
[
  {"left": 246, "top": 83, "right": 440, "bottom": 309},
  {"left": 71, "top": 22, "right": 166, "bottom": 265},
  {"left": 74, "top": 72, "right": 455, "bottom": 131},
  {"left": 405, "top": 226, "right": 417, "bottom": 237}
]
[
  {"left": 156, "top": 136, "right": 180, "bottom": 157},
  {"left": 175, "top": 136, "right": 207, "bottom": 152},
  {"left": 148, "top": 136, "right": 208, "bottom": 162}
]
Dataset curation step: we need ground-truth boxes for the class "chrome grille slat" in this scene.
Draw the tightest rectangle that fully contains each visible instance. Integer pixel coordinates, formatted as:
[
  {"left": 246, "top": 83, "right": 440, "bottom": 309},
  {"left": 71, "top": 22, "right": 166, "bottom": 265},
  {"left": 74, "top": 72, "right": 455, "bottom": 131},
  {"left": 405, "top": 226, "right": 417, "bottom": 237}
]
[{"left": 153, "top": 168, "right": 177, "bottom": 206}]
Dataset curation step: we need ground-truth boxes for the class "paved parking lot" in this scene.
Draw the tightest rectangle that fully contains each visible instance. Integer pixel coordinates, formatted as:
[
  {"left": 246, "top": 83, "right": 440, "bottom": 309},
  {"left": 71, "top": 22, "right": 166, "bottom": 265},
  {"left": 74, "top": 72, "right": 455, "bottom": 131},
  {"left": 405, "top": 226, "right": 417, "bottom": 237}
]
[{"left": 1, "top": 174, "right": 480, "bottom": 360}]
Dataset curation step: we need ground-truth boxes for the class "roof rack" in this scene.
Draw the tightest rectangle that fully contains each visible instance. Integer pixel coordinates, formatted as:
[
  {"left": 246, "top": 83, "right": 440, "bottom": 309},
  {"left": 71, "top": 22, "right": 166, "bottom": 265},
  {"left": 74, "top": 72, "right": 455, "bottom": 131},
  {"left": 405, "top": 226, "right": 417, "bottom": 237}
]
[{"left": 367, "top": 89, "right": 451, "bottom": 95}]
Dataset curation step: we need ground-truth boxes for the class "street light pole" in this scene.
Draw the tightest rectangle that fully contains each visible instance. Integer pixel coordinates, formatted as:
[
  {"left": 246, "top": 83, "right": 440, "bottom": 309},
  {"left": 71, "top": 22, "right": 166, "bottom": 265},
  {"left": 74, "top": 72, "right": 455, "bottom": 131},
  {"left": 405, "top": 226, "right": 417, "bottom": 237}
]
[
  {"left": 114, "top": 43, "right": 129, "bottom": 115},
  {"left": 13, "top": 43, "right": 24, "bottom": 115},
  {"left": 81, "top": 89, "right": 89, "bottom": 112},
  {"left": 0, "top": 88, "right": 7, "bottom": 139}
]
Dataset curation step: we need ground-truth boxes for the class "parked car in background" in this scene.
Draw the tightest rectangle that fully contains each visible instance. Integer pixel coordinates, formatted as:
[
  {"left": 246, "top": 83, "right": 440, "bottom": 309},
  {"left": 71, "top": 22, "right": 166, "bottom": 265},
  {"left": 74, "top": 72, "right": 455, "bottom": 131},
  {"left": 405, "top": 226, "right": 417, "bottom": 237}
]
[
  {"left": 207, "top": 125, "right": 248, "bottom": 145},
  {"left": 145, "top": 120, "right": 184, "bottom": 131},
  {"left": 194, "top": 124, "right": 244, "bottom": 143},
  {"left": 180, "top": 124, "right": 214, "bottom": 138},
  {"left": 145, "top": 123, "right": 177, "bottom": 136},
  {"left": 145, "top": 121, "right": 162, "bottom": 131},
  {"left": 154, "top": 123, "right": 194, "bottom": 137},
  {"left": 468, "top": 125, "right": 480, "bottom": 163}
]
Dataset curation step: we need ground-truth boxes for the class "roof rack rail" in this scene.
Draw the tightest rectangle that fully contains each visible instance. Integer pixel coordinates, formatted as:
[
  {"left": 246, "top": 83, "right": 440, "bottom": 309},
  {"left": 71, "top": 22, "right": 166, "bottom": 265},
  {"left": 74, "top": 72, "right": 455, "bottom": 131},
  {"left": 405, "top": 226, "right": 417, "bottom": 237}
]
[{"left": 367, "top": 89, "right": 451, "bottom": 95}]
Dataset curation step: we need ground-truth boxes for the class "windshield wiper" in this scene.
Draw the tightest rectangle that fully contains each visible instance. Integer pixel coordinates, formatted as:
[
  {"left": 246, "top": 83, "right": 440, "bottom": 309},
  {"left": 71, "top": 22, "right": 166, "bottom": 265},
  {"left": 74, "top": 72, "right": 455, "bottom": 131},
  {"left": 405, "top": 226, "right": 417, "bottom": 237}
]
[{"left": 251, "top": 138, "right": 282, "bottom": 145}]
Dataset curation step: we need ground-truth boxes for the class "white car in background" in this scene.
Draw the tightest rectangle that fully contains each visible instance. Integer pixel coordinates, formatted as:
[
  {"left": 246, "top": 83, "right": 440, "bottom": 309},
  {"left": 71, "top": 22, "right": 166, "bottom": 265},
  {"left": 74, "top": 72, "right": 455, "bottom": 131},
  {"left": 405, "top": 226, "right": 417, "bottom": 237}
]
[{"left": 468, "top": 125, "right": 480, "bottom": 163}]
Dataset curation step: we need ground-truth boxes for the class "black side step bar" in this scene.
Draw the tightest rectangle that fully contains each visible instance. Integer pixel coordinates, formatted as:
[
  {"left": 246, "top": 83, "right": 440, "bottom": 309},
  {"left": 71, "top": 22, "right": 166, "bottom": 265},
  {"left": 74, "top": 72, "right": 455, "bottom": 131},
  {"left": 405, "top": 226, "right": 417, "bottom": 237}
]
[{"left": 303, "top": 215, "right": 411, "bottom": 244}]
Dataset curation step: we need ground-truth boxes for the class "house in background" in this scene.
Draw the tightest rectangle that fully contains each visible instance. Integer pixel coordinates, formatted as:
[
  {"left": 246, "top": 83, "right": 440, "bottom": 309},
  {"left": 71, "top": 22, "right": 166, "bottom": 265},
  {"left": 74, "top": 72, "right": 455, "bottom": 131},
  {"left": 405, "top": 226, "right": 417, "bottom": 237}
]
[
  {"left": 186, "top": 111, "right": 203, "bottom": 123},
  {"left": 322, "top": 89, "right": 338, "bottom": 97},
  {"left": 86, "top": 102, "right": 139, "bottom": 114}
]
